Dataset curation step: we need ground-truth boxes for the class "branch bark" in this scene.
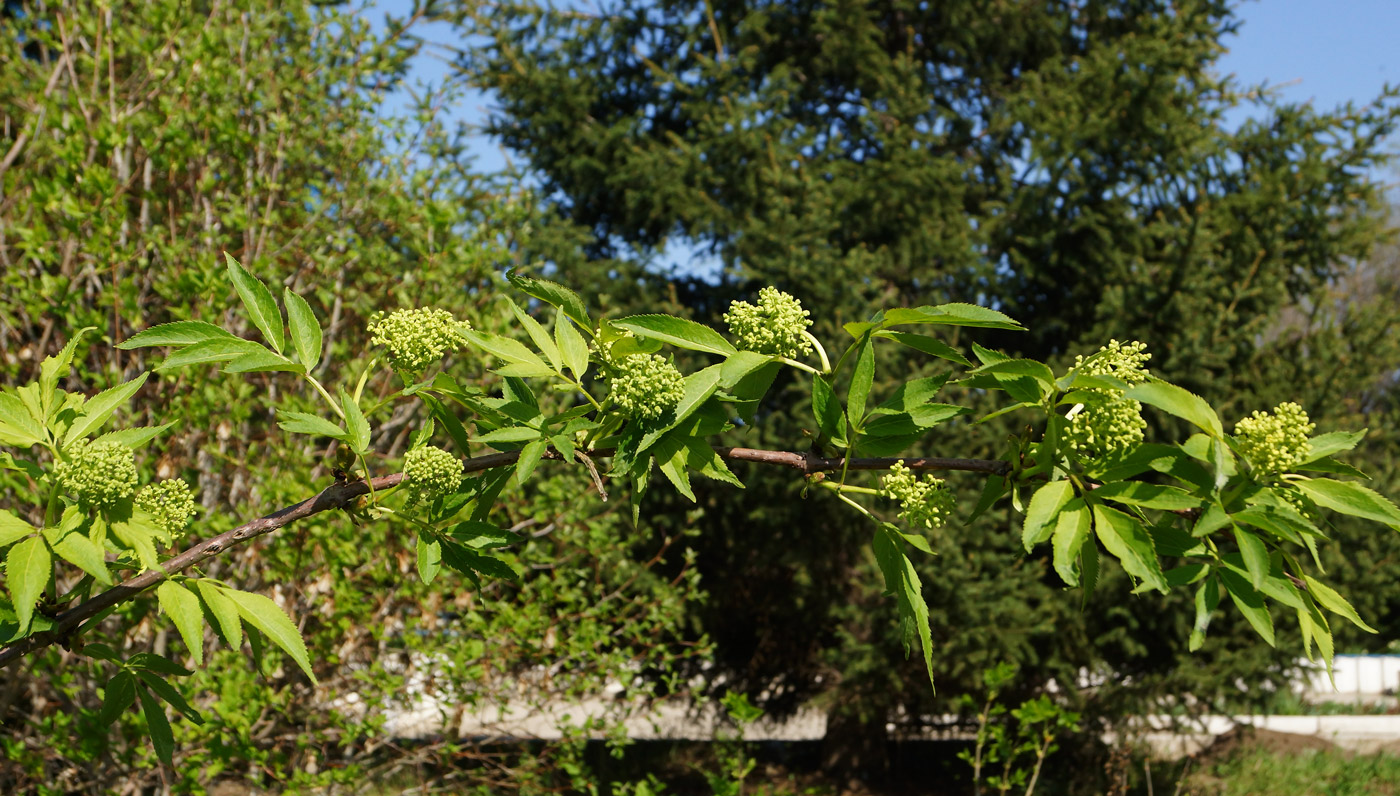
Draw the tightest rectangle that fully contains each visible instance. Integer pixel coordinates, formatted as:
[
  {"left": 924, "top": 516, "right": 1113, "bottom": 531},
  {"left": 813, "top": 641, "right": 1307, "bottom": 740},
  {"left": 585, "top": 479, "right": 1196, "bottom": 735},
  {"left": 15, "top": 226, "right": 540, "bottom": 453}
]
[{"left": 0, "top": 447, "right": 1009, "bottom": 669}]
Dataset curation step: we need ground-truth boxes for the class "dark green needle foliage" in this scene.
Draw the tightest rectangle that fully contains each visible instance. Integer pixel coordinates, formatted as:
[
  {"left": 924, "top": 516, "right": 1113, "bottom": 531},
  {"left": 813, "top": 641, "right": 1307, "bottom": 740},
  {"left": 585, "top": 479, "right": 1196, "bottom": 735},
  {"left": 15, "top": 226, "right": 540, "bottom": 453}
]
[{"left": 457, "top": 0, "right": 1400, "bottom": 772}]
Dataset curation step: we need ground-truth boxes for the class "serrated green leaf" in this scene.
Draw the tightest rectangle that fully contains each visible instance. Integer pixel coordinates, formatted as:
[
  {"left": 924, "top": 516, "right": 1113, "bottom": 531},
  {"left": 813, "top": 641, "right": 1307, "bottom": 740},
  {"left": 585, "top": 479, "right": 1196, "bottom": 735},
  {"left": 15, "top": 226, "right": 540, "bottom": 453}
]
[
  {"left": 154, "top": 337, "right": 267, "bottom": 372},
  {"left": 656, "top": 438, "right": 695, "bottom": 501},
  {"left": 1190, "top": 575, "right": 1220, "bottom": 651},
  {"left": 507, "top": 270, "right": 591, "bottom": 329},
  {"left": 515, "top": 438, "right": 548, "bottom": 486},
  {"left": 39, "top": 328, "right": 93, "bottom": 419},
  {"left": 118, "top": 321, "right": 235, "bottom": 349},
  {"left": 340, "top": 391, "right": 370, "bottom": 455},
  {"left": 1304, "top": 575, "right": 1376, "bottom": 633},
  {"left": 277, "top": 411, "right": 347, "bottom": 440},
  {"left": 685, "top": 436, "right": 744, "bottom": 488},
  {"left": 63, "top": 373, "right": 149, "bottom": 446},
  {"left": 1124, "top": 380, "right": 1223, "bottom": 438},
  {"left": 1023, "top": 480, "right": 1074, "bottom": 552},
  {"left": 439, "top": 542, "right": 519, "bottom": 583},
  {"left": 847, "top": 337, "right": 875, "bottom": 425},
  {"left": 283, "top": 288, "right": 323, "bottom": 371},
  {"left": 225, "top": 253, "right": 284, "bottom": 353},
  {"left": 967, "top": 359, "right": 1056, "bottom": 400},
  {"left": 555, "top": 315, "right": 590, "bottom": 381},
  {"left": 134, "top": 670, "right": 203, "bottom": 725},
  {"left": 1052, "top": 502, "right": 1091, "bottom": 586},
  {"left": 970, "top": 342, "right": 1009, "bottom": 366},
  {"left": 127, "top": 652, "right": 193, "bottom": 677},
  {"left": 52, "top": 531, "right": 111, "bottom": 585},
  {"left": 1302, "top": 430, "right": 1366, "bottom": 463},
  {"left": 460, "top": 328, "right": 553, "bottom": 376},
  {"left": 1218, "top": 567, "right": 1275, "bottom": 646},
  {"left": 0, "top": 509, "right": 35, "bottom": 549},
  {"left": 872, "top": 526, "right": 934, "bottom": 689},
  {"left": 1092, "top": 504, "right": 1168, "bottom": 593},
  {"left": 812, "top": 376, "right": 846, "bottom": 447},
  {"left": 446, "top": 521, "right": 524, "bottom": 549},
  {"left": 6, "top": 536, "right": 50, "bottom": 634},
  {"left": 157, "top": 581, "right": 205, "bottom": 667},
  {"left": 873, "top": 331, "right": 973, "bottom": 367},
  {"left": 93, "top": 421, "right": 178, "bottom": 449},
  {"left": 0, "top": 392, "right": 46, "bottom": 447},
  {"left": 222, "top": 348, "right": 303, "bottom": 374},
  {"left": 1294, "top": 478, "right": 1400, "bottom": 530},
  {"left": 718, "top": 350, "right": 773, "bottom": 389},
  {"left": 223, "top": 588, "right": 316, "bottom": 682},
  {"left": 506, "top": 298, "right": 561, "bottom": 372},
  {"left": 1232, "top": 526, "right": 1269, "bottom": 591},
  {"left": 473, "top": 426, "right": 541, "bottom": 444},
  {"left": 1294, "top": 456, "right": 1369, "bottom": 479},
  {"left": 615, "top": 314, "right": 737, "bottom": 356},
  {"left": 136, "top": 686, "right": 174, "bottom": 766},
  {"left": 196, "top": 580, "right": 242, "bottom": 650},
  {"left": 1193, "top": 503, "right": 1232, "bottom": 537},
  {"left": 110, "top": 509, "right": 162, "bottom": 571},
  {"left": 1091, "top": 481, "right": 1202, "bottom": 511},
  {"left": 99, "top": 671, "right": 137, "bottom": 725},
  {"left": 417, "top": 534, "right": 442, "bottom": 585},
  {"left": 880, "top": 303, "right": 1025, "bottom": 331}
]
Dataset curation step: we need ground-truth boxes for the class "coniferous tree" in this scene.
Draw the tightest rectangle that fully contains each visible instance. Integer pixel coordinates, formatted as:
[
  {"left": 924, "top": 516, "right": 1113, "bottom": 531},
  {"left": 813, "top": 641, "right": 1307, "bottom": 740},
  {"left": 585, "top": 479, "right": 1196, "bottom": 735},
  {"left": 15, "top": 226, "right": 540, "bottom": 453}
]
[{"left": 455, "top": 0, "right": 1400, "bottom": 769}]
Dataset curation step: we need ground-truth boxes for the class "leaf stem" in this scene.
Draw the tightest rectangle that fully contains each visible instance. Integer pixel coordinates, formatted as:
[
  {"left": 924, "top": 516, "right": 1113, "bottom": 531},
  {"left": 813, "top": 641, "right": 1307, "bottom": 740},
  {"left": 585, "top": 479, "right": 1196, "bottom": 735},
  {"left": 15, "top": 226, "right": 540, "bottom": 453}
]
[
  {"left": 305, "top": 374, "right": 346, "bottom": 420},
  {"left": 802, "top": 330, "right": 831, "bottom": 374}
]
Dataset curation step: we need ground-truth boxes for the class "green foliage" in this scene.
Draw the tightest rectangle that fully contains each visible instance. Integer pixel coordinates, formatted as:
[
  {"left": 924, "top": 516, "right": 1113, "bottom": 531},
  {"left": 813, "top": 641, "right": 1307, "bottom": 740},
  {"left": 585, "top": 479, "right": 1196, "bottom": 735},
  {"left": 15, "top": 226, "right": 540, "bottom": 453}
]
[
  {"left": 959, "top": 663, "right": 1080, "bottom": 796},
  {"left": 7, "top": 246, "right": 1400, "bottom": 787},
  {"left": 0, "top": 0, "right": 706, "bottom": 791},
  {"left": 456, "top": 0, "right": 1400, "bottom": 757}
]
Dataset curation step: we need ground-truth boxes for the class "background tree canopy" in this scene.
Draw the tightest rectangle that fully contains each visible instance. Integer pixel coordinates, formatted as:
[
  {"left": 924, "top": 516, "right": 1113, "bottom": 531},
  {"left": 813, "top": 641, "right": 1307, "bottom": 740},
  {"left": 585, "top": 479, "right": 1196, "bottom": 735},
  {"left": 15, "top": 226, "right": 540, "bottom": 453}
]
[
  {"left": 457, "top": 0, "right": 1400, "bottom": 768},
  {"left": 1, "top": 1, "right": 705, "bottom": 791},
  {"left": 1, "top": 0, "right": 1399, "bottom": 792}
]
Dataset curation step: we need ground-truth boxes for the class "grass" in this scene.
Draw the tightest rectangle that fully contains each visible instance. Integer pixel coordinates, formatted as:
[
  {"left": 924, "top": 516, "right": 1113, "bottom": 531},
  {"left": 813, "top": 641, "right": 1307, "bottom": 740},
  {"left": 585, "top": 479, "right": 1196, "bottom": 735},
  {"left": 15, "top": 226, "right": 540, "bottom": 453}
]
[{"left": 1174, "top": 746, "right": 1400, "bottom": 795}]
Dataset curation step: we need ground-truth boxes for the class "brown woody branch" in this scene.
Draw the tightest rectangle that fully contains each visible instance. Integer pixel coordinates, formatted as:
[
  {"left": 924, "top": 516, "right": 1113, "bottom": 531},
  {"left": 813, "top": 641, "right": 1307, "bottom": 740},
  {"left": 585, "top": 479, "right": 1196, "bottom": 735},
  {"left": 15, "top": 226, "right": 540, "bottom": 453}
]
[{"left": 0, "top": 448, "right": 1008, "bottom": 669}]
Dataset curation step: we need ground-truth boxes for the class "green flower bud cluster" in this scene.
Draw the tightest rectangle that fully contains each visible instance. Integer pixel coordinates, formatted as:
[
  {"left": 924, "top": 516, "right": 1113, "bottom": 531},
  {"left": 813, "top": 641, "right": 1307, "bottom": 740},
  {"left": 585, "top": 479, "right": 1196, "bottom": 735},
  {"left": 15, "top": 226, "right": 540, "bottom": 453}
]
[
  {"left": 136, "top": 479, "right": 197, "bottom": 539},
  {"left": 1067, "top": 340, "right": 1152, "bottom": 456},
  {"left": 53, "top": 440, "right": 138, "bottom": 508},
  {"left": 723, "top": 287, "right": 813, "bottom": 359},
  {"left": 367, "top": 308, "right": 469, "bottom": 378},
  {"left": 609, "top": 354, "right": 685, "bottom": 420},
  {"left": 1235, "top": 402, "right": 1315, "bottom": 473},
  {"left": 1072, "top": 339, "right": 1152, "bottom": 383},
  {"left": 881, "top": 461, "right": 955, "bottom": 531},
  {"left": 401, "top": 445, "right": 462, "bottom": 505}
]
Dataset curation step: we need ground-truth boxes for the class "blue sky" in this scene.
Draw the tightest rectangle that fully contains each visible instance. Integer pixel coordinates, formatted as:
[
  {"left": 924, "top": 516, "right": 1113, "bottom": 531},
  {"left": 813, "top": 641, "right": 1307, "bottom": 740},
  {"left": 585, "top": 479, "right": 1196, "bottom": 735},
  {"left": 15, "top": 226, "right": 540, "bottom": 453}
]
[
  {"left": 380, "top": 0, "right": 1398, "bottom": 176},
  {"left": 1220, "top": 0, "right": 1395, "bottom": 156}
]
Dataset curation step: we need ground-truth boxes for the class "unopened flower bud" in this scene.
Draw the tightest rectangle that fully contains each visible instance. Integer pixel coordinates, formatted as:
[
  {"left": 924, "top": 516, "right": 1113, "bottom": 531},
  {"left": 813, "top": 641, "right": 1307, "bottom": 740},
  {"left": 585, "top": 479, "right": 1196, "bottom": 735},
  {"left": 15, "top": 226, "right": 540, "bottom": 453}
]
[
  {"left": 609, "top": 354, "right": 685, "bottom": 420},
  {"left": 1236, "top": 402, "right": 1314, "bottom": 474},
  {"left": 881, "top": 461, "right": 955, "bottom": 531},
  {"left": 1066, "top": 340, "right": 1152, "bottom": 456},
  {"left": 724, "top": 287, "right": 813, "bottom": 359},
  {"left": 53, "top": 440, "right": 138, "bottom": 508},
  {"left": 367, "top": 308, "right": 469, "bottom": 379},
  {"left": 402, "top": 446, "right": 461, "bottom": 505},
  {"left": 136, "top": 479, "right": 197, "bottom": 539}
]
